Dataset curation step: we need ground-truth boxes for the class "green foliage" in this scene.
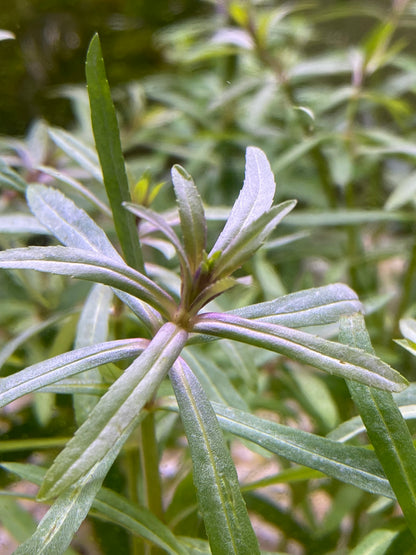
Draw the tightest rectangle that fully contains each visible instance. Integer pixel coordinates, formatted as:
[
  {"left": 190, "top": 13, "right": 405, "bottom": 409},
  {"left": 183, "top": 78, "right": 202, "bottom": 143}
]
[{"left": 2, "top": 2, "right": 416, "bottom": 554}]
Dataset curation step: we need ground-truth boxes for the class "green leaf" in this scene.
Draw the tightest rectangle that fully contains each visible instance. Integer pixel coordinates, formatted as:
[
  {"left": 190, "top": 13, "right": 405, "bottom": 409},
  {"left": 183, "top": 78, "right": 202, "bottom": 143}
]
[
  {"left": 193, "top": 314, "right": 408, "bottom": 392},
  {"left": 170, "top": 359, "right": 260, "bottom": 555},
  {"left": 284, "top": 210, "right": 414, "bottom": 226},
  {"left": 14, "top": 466, "right": 108, "bottom": 555},
  {"left": 92, "top": 488, "right": 189, "bottom": 555},
  {"left": 124, "top": 202, "right": 192, "bottom": 283},
  {"left": 189, "top": 277, "right": 237, "bottom": 313},
  {"left": 181, "top": 348, "right": 248, "bottom": 410},
  {"left": 0, "top": 246, "right": 176, "bottom": 318},
  {"left": 86, "top": 33, "right": 144, "bottom": 271},
  {"left": 27, "top": 185, "right": 119, "bottom": 258},
  {"left": 27, "top": 185, "right": 161, "bottom": 330},
  {"left": 48, "top": 127, "right": 103, "bottom": 183},
  {"left": 0, "top": 160, "right": 27, "bottom": 192},
  {"left": 227, "top": 283, "right": 362, "bottom": 328},
  {"left": 38, "top": 323, "right": 188, "bottom": 500},
  {"left": 328, "top": 403, "right": 416, "bottom": 443},
  {"left": 73, "top": 284, "right": 113, "bottom": 425},
  {"left": 0, "top": 496, "right": 36, "bottom": 544},
  {"left": 210, "top": 402, "right": 393, "bottom": 498},
  {"left": 349, "top": 525, "right": 403, "bottom": 555},
  {"left": 2, "top": 463, "right": 188, "bottom": 555},
  {"left": 0, "top": 213, "right": 48, "bottom": 235},
  {"left": 340, "top": 314, "right": 416, "bottom": 541},
  {"left": 211, "top": 200, "right": 296, "bottom": 280},
  {"left": 210, "top": 146, "right": 276, "bottom": 255},
  {"left": 171, "top": 164, "right": 206, "bottom": 273},
  {"left": 0, "top": 338, "right": 147, "bottom": 407},
  {"left": 0, "top": 310, "right": 76, "bottom": 371},
  {"left": 36, "top": 165, "right": 111, "bottom": 214}
]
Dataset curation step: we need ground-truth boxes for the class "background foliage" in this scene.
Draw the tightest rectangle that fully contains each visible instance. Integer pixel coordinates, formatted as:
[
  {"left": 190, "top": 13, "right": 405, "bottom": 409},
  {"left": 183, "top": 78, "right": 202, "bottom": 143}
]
[{"left": 2, "top": 0, "right": 416, "bottom": 553}]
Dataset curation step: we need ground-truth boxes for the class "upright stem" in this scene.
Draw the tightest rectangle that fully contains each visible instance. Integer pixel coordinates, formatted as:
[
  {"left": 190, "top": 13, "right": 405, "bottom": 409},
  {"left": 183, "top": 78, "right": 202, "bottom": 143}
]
[
  {"left": 125, "top": 444, "right": 145, "bottom": 555},
  {"left": 140, "top": 408, "right": 164, "bottom": 555}
]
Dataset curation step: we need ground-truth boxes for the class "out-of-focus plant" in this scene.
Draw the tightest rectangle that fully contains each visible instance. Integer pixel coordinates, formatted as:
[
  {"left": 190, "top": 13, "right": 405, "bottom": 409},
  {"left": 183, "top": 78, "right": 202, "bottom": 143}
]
[
  {"left": 104, "top": 0, "right": 416, "bottom": 349},
  {"left": 2, "top": 1, "right": 416, "bottom": 553}
]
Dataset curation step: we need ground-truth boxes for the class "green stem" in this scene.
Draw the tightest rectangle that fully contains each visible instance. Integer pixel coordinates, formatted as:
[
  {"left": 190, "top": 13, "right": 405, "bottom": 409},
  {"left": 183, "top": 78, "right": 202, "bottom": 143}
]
[
  {"left": 140, "top": 409, "right": 164, "bottom": 555},
  {"left": 125, "top": 444, "right": 145, "bottom": 555}
]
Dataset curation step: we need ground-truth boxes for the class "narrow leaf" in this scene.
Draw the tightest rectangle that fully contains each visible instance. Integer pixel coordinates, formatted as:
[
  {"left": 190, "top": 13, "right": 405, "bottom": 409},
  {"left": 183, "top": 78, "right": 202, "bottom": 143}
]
[
  {"left": 48, "top": 127, "right": 103, "bottom": 183},
  {"left": 0, "top": 161, "right": 27, "bottom": 192},
  {"left": 210, "top": 146, "right": 276, "bottom": 255},
  {"left": 349, "top": 526, "right": 402, "bottom": 555},
  {"left": 0, "top": 246, "right": 176, "bottom": 318},
  {"left": 171, "top": 164, "right": 206, "bottom": 272},
  {"left": 211, "top": 200, "right": 296, "bottom": 280},
  {"left": 2, "top": 463, "right": 188, "bottom": 555},
  {"left": 0, "top": 214, "right": 48, "bottom": 235},
  {"left": 210, "top": 402, "right": 394, "bottom": 498},
  {"left": 86, "top": 33, "right": 144, "bottom": 271},
  {"left": 284, "top": 210, "right": 414, "bottom": 226},
  {"left": 27, "top": 185, "right": 160, "bottom": 329},
  {"left": 27, "top": 185, "right": 120, "bottom": 259},
  {"left": 38, "top": 323, "right": 188, "bottom": 500},
  {"left": 228, "top": 283, "right": 362, "bottom": 327},
  {"left": 92, "top": 488, "right": 189, "bottom": 555},
  {"left": 124, "top": 201, "right": 192, "bottom": 282},
  {"left": 14, "top": 463, "right": 108, "bottom": 555},
  {"left": 73, "top": 284, "right": 113, "bottom": 425},
  {"left": 340, "top": 314, "right": 416, "bottom": 540},
  {"left": 170, "top": 359, "right": 260, "bottom": 554},
  {"left": 182, "top": 348, "right": 248, "bottom": 410},
  {"left": 0, "top": 310, "right": 76, "bottom": 371},
  {"left": 193, "top": 313, "right": 407, "bottom": 392},
  {"left": 37, "top": 165, "right": 111, "bottom": 214},
  {"left": 0, "top": 338, "right": 148, "bottom": 407}
]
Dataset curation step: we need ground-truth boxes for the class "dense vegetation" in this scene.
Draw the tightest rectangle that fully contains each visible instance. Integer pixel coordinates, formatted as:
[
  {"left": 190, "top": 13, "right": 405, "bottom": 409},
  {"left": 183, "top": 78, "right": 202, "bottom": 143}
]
[{"left": 2, "top": 1, "right": 416, "bottom": 553}]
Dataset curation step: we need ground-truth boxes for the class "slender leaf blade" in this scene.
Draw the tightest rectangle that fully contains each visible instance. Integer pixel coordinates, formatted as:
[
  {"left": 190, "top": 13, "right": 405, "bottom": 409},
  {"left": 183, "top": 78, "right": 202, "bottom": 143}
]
[
  {"left": 210, "top": 146, "right": 276, "bottom": 255},
  {"left": 228, "top": 283, "right": 362, "bottom": 327},
  {"left": 0, "top": 213, "right": 48, "bottom": 235},
  {"left": 73, "top": 284, "right": 113, "bottom": 424},
  {"left": 211, "top": 200, "right": 296, "bottom": 280},
  {"left": 38, "top": 323, "right": 188, "bottom": 500},
  {"left": 0, "top": 338, "right": 148, "bottom": 407},
  {"left": 124, "top": 201, "right": 191, "bottom": 281},
  {"left": 340, "top": 314, "right": 416, "bottom": 541},
  {"left": 170, "top": 359, "right": 260, "bottom": 555},
  {"left": 193, "top": 313, "right": 407, "bottom": 392},
  {"left": 2, "top": 462, "right": 189, "bottom": 555},
  {"left": 48, "top": 127, "right": 102, "bottom": 183},
  {"left": 92, "top": 488, "right": 189, "bottom": 555},
  {"left": 27, "top": 185, "right": 161, "bottom": 329},
  {"left": 171, "top": 164, "right": 206, "bottom": 273},
  {"left": 27, "top": 185, "right": 120, "bottom": 259},
  {"left": 0, "top": 246, "right": 176, "bottom": 318},
  {"left": 210, "top": 402, "right": 393, "bottom": 498},
  {"left": 86, "top": 33, "right": 143, "bottom": 271}
]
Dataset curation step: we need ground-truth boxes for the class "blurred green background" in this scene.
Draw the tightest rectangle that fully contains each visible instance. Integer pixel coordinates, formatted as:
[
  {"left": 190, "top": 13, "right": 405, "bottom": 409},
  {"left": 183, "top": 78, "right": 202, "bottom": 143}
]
[{"left": 0, "top": 0, "right": 204, "bottom": 135}]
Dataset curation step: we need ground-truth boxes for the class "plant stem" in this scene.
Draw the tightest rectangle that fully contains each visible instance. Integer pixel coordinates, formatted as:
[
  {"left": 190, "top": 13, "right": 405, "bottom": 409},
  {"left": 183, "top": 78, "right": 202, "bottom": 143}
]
[
  {"left": 125, "top": 444, "right": 145, "bottom": 555},
  {"left": 140, "top": 409, "right": 164, "bottom": 555}
]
